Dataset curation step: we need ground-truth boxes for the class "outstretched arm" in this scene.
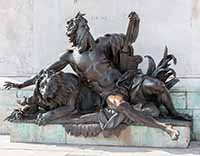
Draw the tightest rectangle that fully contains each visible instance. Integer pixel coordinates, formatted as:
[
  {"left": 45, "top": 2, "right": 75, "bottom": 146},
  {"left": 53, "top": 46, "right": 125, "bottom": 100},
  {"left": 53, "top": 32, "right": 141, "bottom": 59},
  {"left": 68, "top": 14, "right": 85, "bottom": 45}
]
[
  {"left": 4, "top": 51, "right": 70, "bottom": 90},
  {"left": 46, "top": 59, "right": 68, "bottom": 72},
  {"left": 46, "top": 50, "right": 72, "bottom": 72},
  {"left": 4, "top": 70, "right": 44, "bottom": 89}
]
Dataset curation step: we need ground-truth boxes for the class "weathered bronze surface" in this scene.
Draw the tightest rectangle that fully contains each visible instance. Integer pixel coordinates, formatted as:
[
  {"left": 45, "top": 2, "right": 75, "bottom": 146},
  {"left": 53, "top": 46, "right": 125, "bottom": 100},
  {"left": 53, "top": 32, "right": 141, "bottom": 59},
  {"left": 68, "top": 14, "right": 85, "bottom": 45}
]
[{"left": 4, "top": 12, "right": 192, "bottom": 140}]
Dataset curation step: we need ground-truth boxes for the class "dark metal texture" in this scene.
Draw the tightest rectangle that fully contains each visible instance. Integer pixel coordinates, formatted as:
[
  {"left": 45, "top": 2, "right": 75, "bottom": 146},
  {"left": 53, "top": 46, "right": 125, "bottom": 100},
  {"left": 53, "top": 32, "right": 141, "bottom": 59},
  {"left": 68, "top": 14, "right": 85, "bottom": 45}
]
[{"left": 4, "top": 12, "right": 192, "bottom": 141}]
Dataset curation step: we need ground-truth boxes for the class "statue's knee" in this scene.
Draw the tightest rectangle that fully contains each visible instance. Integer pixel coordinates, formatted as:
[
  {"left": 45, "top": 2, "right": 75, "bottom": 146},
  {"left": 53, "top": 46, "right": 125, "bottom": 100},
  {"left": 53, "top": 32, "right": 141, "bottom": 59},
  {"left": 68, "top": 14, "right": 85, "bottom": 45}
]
[
  {"left": 142, "top": 103, "right": 160, "bottom": 117},
  {"left": 106, "top": 94, "right": 127, "bottom": 111},
  {"left": 143, "top": 78, "right": 165, "bottom": 94},
  {"left": 156, "top": 81, "right": 166, "bottom": 93}
]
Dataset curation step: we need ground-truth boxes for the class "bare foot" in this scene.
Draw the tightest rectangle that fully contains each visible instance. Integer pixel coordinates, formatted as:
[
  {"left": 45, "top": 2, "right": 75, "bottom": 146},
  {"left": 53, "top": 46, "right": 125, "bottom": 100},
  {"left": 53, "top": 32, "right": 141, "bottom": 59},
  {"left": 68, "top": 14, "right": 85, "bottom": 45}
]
[{"left": 165, "top": 125, "right": 180, "bottom": 140}]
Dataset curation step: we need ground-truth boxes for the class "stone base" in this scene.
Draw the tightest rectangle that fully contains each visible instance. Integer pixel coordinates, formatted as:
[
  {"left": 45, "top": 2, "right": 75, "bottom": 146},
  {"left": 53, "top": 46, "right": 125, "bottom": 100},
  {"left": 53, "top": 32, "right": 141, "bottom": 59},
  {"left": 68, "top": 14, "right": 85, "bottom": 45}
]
[
  {"left": 10, "top": 121, "right": 191, "bottom": 148},
  {"left": 0, "top": 88, "right": 33, "bottom": 134}
]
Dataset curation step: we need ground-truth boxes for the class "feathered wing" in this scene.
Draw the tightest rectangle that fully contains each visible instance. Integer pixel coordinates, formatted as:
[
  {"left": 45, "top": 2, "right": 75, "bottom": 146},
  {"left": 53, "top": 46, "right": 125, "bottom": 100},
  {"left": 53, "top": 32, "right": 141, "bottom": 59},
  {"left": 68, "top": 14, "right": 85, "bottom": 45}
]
[{"left": 145, "top": 46, "right": 179, "bottom": 89}]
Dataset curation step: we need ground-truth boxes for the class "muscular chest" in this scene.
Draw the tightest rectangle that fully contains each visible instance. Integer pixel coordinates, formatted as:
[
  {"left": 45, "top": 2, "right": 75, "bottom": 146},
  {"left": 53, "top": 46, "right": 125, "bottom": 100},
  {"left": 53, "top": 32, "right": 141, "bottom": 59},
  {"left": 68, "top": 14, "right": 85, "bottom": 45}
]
[{"left": 70, "top": 52, "right": 90, "bottom": 69}]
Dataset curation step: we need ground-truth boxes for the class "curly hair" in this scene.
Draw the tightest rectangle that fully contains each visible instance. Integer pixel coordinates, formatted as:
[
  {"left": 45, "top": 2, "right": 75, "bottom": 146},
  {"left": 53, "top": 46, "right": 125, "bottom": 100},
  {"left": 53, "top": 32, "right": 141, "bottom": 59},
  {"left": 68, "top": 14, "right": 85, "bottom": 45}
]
[{"left": 38, "top": 71, "right": 80, "bottom": 109}]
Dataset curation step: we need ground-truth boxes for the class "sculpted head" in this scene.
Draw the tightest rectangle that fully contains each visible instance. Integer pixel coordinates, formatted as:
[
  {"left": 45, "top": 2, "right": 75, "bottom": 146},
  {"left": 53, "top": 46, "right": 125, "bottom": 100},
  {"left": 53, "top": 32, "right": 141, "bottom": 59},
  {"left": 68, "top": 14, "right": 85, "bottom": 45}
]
[
  {"left": 38, "top": 70, "right": 61, "bottom": 102},
  {"left": 66, "top": 12, "right": 89, "bottom": 46}
]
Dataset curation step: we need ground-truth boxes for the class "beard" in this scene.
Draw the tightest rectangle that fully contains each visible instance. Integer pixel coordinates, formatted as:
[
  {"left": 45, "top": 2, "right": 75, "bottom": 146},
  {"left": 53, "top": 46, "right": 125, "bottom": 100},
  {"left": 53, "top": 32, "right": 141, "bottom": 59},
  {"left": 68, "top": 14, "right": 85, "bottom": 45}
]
[{"left": 67, "top": 33, "right": 77, "bottom": 47}]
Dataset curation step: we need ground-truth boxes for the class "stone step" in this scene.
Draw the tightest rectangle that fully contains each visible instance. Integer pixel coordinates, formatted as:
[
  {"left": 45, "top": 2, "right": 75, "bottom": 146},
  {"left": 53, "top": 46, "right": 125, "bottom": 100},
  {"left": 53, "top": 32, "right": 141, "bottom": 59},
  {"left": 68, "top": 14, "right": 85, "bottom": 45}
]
[
  {"left": 0, "top": 77, "right": 195, "bottom": 142},
  {"left": 0, "top": 86, "right": 190, "bottom": 134},
  {"left": 0, "top": 88, "right": 33, "bottom": 134},
  {"left": 10, "top": 121, "right": 191, "bottom": 148}
]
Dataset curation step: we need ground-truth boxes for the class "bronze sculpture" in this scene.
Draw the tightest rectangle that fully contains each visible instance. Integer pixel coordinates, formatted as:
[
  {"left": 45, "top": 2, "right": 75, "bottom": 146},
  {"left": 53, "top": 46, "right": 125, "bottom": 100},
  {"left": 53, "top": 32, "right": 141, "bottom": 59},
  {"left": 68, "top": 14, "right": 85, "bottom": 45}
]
[{"left": 4, "top": 11, "right": 192, "bottom": 140}]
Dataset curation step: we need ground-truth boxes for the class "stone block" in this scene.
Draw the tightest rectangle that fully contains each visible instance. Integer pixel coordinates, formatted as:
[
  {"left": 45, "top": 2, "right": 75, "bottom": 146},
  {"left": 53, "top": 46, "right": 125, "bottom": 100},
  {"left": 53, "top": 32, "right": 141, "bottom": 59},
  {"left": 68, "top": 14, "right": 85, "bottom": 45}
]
[
  {"left": 187, "top": 93, "right": 200, "bottom": 109},
  {"left": 170, "top": 78, "right": 200, "bottom": 92},
  {"left": 0, "top": 89, "right": 18, "bottom": 107},
  {"left": 0, "top": 88, "right": 33, "bottom": 134},
  {"left": 66, "top": 124, "right": 190, "bottom": 148},
  {"left": 10, "top": 121, "right": 191, "bottom": 148},
  {"left": 176, "top": 109, "right": 193, "bottom": 117},
  {"left": 10, "top": 123, "right": 66, "bottom": 144},
  {"left": 0, "top": 89, "right": 17, "bottom": 134},
  {"left": 171, "top": 92, "right": 186, "bottom": 109},
  {"left": 0, "top": 106, "right": 13, "bottom": 134},
  {"left": 193, "top": 110, "right": 200, "bottom": 141}
]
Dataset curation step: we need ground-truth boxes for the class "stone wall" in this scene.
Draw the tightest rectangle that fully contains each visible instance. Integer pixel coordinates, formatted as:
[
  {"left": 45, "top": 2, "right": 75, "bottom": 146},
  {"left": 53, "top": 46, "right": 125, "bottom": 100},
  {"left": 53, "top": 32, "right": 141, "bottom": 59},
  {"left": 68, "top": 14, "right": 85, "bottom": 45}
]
[
  {"left": 0, "top": 0, "right": 200, "bottom": 140},
  {"left": 171, "top": 79, "right": 200, "bottom": 140}
]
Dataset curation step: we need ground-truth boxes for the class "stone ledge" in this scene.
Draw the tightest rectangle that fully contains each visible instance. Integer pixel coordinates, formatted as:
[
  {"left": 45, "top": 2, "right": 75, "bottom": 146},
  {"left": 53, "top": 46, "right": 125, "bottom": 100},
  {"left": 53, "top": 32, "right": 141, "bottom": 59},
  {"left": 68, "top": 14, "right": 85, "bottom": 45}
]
[
  {"left": 10, "top": 121, "right": 191, "bottom": 148},
  {"left": 0, "top": 88, "right": 33, "bottom": 134}
]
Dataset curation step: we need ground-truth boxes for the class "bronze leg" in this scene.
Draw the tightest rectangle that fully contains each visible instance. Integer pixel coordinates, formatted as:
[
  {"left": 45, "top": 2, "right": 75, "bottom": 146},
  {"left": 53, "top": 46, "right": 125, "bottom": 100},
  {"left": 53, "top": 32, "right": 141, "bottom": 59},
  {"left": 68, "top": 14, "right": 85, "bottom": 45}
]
[
  {"left": 157, "top": 90, "right": 192, "bottom": 121},
  {"left": 106, "top": 94, "right": 180, "bottom": 140},
  {"left": 142, "top": 78, "right": 192, "bottom": 121},
  {"left": 36, "top": 104, "right": 76, "bottom": 126}
]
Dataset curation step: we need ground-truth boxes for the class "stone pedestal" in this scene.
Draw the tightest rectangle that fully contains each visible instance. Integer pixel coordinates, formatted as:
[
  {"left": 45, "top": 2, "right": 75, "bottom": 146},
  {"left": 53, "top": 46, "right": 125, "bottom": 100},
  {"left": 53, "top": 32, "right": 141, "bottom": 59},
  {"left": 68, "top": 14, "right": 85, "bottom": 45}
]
[
  {"left": 0, "top": 88, "right": 33, "bottom": 134},
  {"left": 10, "top": 120, "right": 191, "bottom": 148}
]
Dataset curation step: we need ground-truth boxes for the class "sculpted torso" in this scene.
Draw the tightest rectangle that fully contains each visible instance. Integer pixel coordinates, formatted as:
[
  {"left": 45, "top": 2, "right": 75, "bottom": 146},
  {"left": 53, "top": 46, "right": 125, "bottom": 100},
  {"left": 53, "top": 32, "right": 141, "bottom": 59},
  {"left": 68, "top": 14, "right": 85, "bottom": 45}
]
[
  {"left": 3, "top": 12, "right": 192, "bottom": 141},
  {"left": 61, "top": 49, "right": 119, "bottom": 91}
]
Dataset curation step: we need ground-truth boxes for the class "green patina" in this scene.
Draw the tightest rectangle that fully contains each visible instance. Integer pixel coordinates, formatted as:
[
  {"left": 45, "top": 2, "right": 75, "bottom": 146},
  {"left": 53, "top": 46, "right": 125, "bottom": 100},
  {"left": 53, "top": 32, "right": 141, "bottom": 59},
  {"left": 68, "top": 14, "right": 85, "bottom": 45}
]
[{"left": 1, "top": 88, "right": 200, "bottom": 141}]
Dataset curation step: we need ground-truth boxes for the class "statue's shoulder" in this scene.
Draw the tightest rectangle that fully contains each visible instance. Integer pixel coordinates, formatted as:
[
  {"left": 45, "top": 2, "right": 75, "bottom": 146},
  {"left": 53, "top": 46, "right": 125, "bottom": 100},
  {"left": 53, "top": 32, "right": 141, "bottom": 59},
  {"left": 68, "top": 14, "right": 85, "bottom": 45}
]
[{"left": 59, "top": 49, "right": 74, "bottom": 61}]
